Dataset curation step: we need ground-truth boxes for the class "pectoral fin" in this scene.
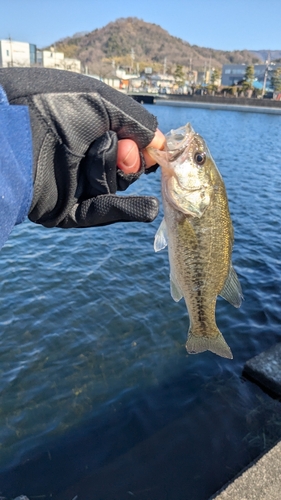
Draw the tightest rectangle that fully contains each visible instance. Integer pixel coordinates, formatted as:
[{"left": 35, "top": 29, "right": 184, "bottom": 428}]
[
  {"left": 220, "top": 265, "right": 243, "bottom": 308},
  {"left": 154, "top": 218, "right": 168, "bottom": 252}
]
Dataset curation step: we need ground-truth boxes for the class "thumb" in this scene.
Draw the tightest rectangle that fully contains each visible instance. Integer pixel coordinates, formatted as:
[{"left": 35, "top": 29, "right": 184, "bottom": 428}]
[{"left": 117, "top": 140, "right": 141, "bottom": 174}]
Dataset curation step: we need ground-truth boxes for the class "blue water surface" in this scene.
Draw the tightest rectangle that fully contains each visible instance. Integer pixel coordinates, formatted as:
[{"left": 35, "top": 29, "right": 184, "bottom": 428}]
[{"left": 0, "top": 105, "right": 281, "bottom": 499}]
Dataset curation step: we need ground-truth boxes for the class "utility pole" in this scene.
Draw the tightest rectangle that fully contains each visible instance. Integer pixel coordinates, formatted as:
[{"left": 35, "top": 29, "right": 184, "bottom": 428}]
[
  {"left": 9, "top": 36, "right": 13, "bottom": 67},
  {"left": 204, "top": 61, "right": 207, "bottom": 85},
  {"left": 262, "top": 51, "right": 271, "bottom": 97},
  {"left": 163, "top": 57, "right": 167, "bottom": 75},
  {"left": 130, "top": 48, "right": 135, "bottom": 73},
  {"left": 189, "top": 58, "right": 192, "bottom": 85}
]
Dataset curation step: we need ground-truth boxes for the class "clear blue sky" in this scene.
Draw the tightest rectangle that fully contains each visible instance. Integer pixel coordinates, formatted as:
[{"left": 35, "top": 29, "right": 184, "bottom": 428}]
[{"left": 0, "top": 0, "right": 280, "bottom": 51}]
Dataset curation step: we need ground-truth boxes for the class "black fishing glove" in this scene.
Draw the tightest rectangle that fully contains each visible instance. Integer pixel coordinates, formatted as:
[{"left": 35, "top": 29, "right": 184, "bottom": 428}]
[{"left": 0, "top": 67, "right": 159, "bottom": 228}]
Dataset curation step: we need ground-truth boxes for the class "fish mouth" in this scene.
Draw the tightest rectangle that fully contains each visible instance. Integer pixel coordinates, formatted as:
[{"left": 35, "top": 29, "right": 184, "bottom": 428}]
[
  {"left": 149, "top": 126, "right": 196, "bottom": 174},
  {"left": 166, "top": 123, "right": 196, "bottom": 156},
  {"left": 146, "top": 123, "right": 198, "bottom": 175}
]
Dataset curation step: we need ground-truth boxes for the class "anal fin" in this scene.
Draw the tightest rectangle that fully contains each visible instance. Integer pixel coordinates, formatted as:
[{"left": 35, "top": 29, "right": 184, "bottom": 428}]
[{"left": 220, "top": 265, "right": 243, "bottom": 308}]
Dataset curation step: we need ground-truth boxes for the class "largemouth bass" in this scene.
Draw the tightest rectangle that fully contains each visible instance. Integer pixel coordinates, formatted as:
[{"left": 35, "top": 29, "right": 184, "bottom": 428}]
[{"left": 148, "top": 123, "right": 243, "bottom": 359}]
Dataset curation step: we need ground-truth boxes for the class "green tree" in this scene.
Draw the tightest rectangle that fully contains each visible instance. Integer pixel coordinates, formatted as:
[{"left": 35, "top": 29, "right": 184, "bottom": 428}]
[
  {"left": 211, "top": 68, "right": 220, "bottom": 85},
  {"left": 209, "top": 68, "right": 221, "bottom": 91},
  {"left": 174, "top": 64, "right": 185, "bottom": 87},
  {"left": 243, "top": 65, "right": 255, "bottom": 90},
  {"left": 271, "top": 67, "right": 281, "bottom": 92}
]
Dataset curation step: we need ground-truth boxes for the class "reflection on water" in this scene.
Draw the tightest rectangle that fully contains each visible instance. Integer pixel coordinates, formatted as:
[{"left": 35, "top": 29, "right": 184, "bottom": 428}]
[{"left": 0, "top": 105, "right": 281, "bottom": 499}]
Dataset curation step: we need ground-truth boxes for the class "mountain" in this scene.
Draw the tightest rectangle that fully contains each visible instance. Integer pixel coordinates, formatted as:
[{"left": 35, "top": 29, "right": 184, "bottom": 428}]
[
  {"left": 250, "top": 50, "right": 281, "bottom": 62},
  {"left": 51, "top": 17, "right": 263, "bottom": 76}
]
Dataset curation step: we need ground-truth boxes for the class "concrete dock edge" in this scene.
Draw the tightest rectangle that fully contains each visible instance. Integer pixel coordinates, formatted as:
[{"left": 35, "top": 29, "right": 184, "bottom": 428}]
[
  {"left": 154, "top": 99, "right": 281, "bottom": 114},
  {"left": 210, "top": 439, "right": 281, "bottom": 500}
]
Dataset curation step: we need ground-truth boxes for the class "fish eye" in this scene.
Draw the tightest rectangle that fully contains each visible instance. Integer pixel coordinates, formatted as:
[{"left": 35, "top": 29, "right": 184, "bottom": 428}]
[{"left": 194, "top": 152, "right": 206, "bottom": 166}]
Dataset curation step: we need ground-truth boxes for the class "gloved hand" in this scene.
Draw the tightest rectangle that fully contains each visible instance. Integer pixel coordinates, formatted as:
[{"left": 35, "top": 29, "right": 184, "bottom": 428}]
[{"left": 0, "top": 68, "right": 160, "bottom": 228}]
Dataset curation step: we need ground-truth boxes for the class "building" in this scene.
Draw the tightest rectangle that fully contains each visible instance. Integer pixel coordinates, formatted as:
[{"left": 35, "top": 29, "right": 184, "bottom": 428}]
[
  {"left": 0, "top": 39, "right": 81, "bottom": 73},
  {"left": 197, "top": 70, "right": 211, "bottom": 85},
  {"left": 36, "top": 48, "right": 81, "bottom": 73},
  {"left": 221, "top": 63, "right": 281, "bottom": 86},
  {"left": 186, "top": 70, "right": 198, "bottom": 85},
  {"left": 0, "top": 39, "right": 36, "bottom": 67},
  {"left": 116, "top": 67, "right": 140, "bottom": 80}
]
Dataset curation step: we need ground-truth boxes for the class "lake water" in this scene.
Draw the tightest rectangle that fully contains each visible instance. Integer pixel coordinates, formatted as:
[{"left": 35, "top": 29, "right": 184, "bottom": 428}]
[{"left": 0, "top": 104, "right": 281, "bottom": 499}]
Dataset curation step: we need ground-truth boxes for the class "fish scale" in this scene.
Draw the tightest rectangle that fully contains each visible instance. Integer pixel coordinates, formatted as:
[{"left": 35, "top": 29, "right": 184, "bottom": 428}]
[{"left": 148, "top": 123, "right": 243, "bottom": 359}]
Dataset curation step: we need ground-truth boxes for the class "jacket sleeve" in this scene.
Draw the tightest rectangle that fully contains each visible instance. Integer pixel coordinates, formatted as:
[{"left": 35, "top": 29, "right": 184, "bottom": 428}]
[{"left": 0, "top": 85, "right": 33, "bottom": 249}]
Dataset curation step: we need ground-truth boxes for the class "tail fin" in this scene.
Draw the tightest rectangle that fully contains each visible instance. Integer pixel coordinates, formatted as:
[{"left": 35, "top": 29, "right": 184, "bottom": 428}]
[{"left": 185, "top": 329, "right": 233, "bottom": 359}]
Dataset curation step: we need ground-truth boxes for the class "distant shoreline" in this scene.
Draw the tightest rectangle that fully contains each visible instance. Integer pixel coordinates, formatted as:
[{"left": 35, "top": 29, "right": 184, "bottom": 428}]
[{"left": 129, "top": 93, "right": 281, "bottom": 114}]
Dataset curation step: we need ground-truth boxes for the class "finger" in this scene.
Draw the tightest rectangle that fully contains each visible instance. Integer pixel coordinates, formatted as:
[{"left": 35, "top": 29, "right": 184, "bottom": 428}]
[
  {"left": 117, "top": 129, "right": 166, "bottom": 173},
  {"left": 142, "top": 128, "right": 166, "bottom": 168},
  {"left": 58, "top": 195, "right": 159, "bottom": 228},
  {"left": 117, "top": 139, "right": 141, "bottom": 174}
]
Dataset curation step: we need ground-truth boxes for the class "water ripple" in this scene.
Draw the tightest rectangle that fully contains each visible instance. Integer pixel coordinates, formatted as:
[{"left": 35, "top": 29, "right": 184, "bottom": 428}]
[{"left": 0, "top": 106, "right": 281, "bottom": 487}]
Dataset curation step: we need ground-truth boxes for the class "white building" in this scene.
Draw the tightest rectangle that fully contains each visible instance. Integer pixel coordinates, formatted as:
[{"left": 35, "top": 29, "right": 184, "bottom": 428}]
[
  {"left": 36, "top": 48, "right": 81, "bottom": 73},
  {"left": 0, "top": 39, "right": 36, "bottom": 67},
  {"left": 116, "top": 68, "right": 139, "bottom": 80},
  {"left": 0, "top": 40, "right": 81, "bottom": 73}
]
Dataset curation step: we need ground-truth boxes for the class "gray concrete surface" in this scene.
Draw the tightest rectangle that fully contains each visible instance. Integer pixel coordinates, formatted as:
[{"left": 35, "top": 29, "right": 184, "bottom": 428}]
[
  {"left": 155, "top": 94, "right": 281, "bottom": 109},
  {"left": 154, "top": 99, "right": 281, "bottom": 114},
  {"left": 243, "top": 343, "right": 281, "bottom": 397},
  {"left": 211, "top": 440, "right": 281, "bottom": 500},
  {"left": 211, "top": 343, "right": 281, "bottom": 499}
]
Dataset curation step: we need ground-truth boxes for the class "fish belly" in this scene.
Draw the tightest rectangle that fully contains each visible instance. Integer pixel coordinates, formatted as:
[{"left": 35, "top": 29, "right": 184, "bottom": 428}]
[{"left": 166, "top": 195, "right": 233, "bottom": 359}]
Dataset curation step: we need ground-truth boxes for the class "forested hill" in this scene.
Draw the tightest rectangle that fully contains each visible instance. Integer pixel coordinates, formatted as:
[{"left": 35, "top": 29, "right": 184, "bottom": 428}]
[
  {"left": 52, "top": 17, "right": 262, "bottom": 75},
  {"left": 250, "top": 50, "right": 281, "bottom": 62}
]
